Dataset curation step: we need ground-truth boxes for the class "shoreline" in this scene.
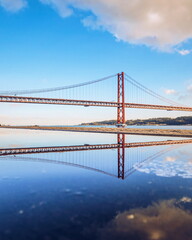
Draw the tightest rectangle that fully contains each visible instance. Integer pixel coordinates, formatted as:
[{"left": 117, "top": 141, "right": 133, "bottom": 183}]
[{"left": 1, "top": 125, "right": 192, "bottom": 138}]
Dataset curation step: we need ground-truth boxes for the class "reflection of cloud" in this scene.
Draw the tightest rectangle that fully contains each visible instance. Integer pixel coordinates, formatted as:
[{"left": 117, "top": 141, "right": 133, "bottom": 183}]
[
  {"left": 99, "top": 199, "right": 192, "bottom": 240},
  {"left": 180, "top": 197, "right": 192, "bottom": 203},
  {"left": 136, "top": 154, "right": 192, "bottom": 179},
  {"left": 0, "top": 128, "right": 13, "bottom": 136},
  {"left": 164, "top": 156, "right": 176, "bottom": 162},
  {"left": 189, "top": 160, "right": 192, "bottom": 165},
  {"left": 178, "top": 149, "right": 192, "bottom": 156},
  {"left": 9, "top": 144, "right": 21, "bottom": 148}
]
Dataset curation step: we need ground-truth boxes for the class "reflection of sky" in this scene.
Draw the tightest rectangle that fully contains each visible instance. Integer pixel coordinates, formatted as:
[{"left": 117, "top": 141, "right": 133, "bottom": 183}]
[
  {"left": 136, "top": 145, "right": 192, "bottom": 179},
  {"left": 0, "top": 128, "right": 184, "bottom": 148},
  {"left": 0, "top": 128, "right": 118, "bottom": 148},
  {"left": 0, "top": 129, "right": 192, "bottom": 239},
  {"left": 1, "top": 129, "right": 192, "bottom": 180},
  {"left": 126, "top": 125, "right": 192, "bottom": 130}
]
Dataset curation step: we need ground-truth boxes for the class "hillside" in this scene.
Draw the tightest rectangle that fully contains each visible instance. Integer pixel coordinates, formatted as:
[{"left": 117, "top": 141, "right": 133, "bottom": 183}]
[{"left": 81, "top": 116, "right": 192, "bottom": 126}]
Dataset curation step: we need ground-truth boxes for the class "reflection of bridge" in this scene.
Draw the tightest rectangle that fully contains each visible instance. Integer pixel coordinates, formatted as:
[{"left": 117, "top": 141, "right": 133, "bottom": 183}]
[
  {"left": 1, "top": 135, "right": 192, "bottom": 179},
  {"left": 0, "top": 72, "right": 192, "bottom": 126},
  {"left": 1, "top": 139, "right": 191, "bottom": 156}
]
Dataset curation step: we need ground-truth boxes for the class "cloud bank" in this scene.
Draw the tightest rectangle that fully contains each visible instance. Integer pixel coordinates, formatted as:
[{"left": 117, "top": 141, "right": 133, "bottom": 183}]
[
  {"left": 40, "top": 0, "right": 192, "bottom": 52},
  {"left": 1, "top": 0, "right": 192, "bottom": 52}
]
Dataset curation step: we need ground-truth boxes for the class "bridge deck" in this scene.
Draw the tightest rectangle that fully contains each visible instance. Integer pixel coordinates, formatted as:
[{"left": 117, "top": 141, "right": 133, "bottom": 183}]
[{"left": 1, "top": 95, "right": 192, "bottom": 111}]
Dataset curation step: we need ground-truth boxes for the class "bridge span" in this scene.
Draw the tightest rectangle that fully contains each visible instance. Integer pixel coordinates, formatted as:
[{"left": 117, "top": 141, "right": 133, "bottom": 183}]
[{"left": 1, "top": 95, "right": 192, "bottom": 112}]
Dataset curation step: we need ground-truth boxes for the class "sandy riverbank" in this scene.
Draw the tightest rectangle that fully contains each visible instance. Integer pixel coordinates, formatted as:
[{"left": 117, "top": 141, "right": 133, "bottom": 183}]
[{"left": 1, "top": 125, "right": 192, "bottom": 138}]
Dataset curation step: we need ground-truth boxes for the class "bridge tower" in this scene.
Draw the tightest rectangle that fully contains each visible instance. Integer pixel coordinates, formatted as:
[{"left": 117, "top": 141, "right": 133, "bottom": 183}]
[
  {"left": 117, "top": 72, "right": 126, "bottom": 127},
  {"left": 117, "top": 133, "right": 125, "bottom": 179}
]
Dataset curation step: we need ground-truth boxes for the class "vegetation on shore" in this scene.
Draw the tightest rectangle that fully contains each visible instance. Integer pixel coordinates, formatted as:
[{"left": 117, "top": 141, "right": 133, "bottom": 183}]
[{"left": 81, "top": 116, "right": 192, "bottom": 126}]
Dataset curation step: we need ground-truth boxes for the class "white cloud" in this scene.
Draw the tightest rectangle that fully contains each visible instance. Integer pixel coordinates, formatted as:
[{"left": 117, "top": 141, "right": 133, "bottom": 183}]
[
  {"left": 40, "top": 0, "right": 73, "bottom": 17},
  {"left": 179, "top": 94, "right": 192, "bottom": 103},
  {"left": 39, "top": 0, "right": 192, "bottom": 51},
  {"left": 178, "top": 82, "right": 192, "bottom": 103},
  {"left": 2, "top": 0, "right": 192, "bottom": 52},
  {"left": 187, "top": 84, "right": 192, "bottom": 92},
  {"left": 177, "top": 49, "right": 191, "bottom": 55},
  {"left": 164, "top": 89, "right": 177, "bottom": 95},
  {"left": 0, "top": 0, "right": 27, "bottom": 12}
]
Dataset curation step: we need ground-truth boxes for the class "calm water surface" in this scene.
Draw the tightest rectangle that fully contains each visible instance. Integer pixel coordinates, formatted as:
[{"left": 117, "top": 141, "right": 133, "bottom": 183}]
[
  {"left": 77, "top": 124, "right": 192, "bottom": 130},
  {"left": 0, "top": 128, "right": 191, "bottom": 240}
]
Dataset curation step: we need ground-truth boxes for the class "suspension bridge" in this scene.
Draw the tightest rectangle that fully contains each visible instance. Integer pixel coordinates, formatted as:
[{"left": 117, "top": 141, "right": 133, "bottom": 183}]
[{"left": 0, "top": 72, "right": 192, "bottom": 127}]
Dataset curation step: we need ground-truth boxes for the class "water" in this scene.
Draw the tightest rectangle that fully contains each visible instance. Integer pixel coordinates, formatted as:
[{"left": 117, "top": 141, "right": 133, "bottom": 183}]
[
  {"left": 0, "top": 128, "right": 192, "bottom": 240},
  {"left": 80, "top": 124, "right": 192, "bottom": 130},
  {"left": 44, "top": 125, "right": 192, "bottom": 130}
]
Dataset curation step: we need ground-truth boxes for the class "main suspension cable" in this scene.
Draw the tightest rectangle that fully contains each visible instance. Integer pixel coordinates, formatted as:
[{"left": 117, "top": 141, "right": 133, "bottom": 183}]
[
  {"left": 0, "top": 74, "right": 117, "bottom": 95},
  {"left": 125, "top": 73, "right": 183, "bottom": 106}
]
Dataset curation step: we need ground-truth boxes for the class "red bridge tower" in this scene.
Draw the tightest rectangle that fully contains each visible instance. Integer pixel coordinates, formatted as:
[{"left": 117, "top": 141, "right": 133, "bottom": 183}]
[{"left": 117, "top": 72, "right": 126, "bottom": 127}]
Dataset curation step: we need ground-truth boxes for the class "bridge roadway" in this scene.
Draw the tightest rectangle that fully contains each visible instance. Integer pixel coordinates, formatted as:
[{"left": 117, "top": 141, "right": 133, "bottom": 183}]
[
  {"left": 1, "top": 95, "right": 192, "bottom": 111},
  {"left": 1, "top": 139, "right": 192, "bottom": 156}
]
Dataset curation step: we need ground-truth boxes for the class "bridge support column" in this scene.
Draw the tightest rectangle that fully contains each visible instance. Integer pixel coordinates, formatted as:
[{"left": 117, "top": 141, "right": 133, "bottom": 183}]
[
  {"left": 118, "top": 133, "right": 125, "bottom": 179},
  {"left": 117, "top": 72, "right": 126, "bottom": 127}
]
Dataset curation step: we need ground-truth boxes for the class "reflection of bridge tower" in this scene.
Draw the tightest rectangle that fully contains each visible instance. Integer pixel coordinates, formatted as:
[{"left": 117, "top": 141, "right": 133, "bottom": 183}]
[{"left": 117, "top": 134, "right": 125, "bottom": 179}]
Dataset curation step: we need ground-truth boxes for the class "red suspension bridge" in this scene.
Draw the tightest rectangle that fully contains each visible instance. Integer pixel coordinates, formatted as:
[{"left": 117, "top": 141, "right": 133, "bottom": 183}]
[
  {"left": 1, "top": 74, "right": 192, "bottom": 180},
  {"left": 0, "top": 72, "right": 192, "bottom": 126}
]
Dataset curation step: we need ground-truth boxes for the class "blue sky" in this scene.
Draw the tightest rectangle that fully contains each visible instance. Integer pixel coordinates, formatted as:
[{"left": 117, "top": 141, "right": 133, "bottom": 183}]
[{"left": 0, "top": 0, "right": 192, "bottom": 125}]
